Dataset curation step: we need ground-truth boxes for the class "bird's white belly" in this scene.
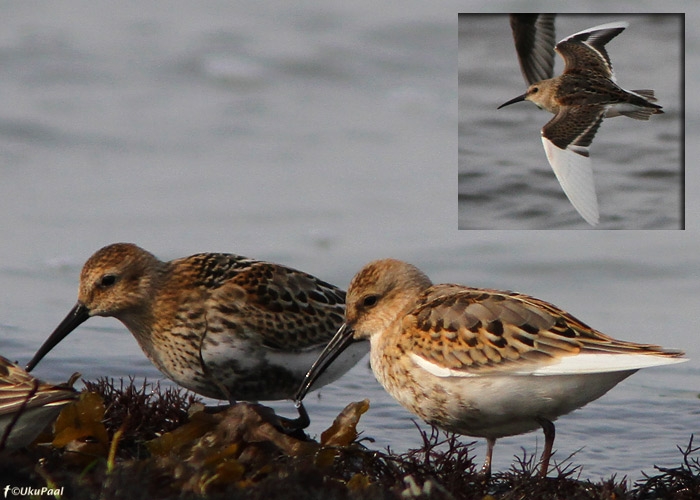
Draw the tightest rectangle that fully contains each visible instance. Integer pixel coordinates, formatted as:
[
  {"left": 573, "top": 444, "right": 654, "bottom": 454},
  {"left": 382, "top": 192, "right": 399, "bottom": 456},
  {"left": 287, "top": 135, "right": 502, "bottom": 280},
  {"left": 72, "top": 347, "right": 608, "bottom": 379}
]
[{"left": 373, "top": 351, "right": 636, "bottom": 439}]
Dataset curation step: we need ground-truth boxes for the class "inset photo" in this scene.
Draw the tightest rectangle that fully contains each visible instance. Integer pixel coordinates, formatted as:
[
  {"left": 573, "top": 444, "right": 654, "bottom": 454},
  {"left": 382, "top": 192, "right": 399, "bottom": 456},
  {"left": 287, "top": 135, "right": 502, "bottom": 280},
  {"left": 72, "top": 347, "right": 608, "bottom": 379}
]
[{"left": 458, "top": 14, "right": 683, "bottom": 229}]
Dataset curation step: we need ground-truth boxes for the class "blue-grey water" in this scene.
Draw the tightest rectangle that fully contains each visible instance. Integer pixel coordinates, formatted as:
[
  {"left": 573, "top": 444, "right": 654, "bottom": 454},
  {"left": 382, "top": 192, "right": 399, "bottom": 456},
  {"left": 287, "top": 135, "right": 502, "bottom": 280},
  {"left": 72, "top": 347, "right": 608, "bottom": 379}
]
[
  {"left": 1, "top": 1, "right": 698, "bottom": 482},
  {"left": 459, "top": 13, "right": 683, "bottom": 229}
]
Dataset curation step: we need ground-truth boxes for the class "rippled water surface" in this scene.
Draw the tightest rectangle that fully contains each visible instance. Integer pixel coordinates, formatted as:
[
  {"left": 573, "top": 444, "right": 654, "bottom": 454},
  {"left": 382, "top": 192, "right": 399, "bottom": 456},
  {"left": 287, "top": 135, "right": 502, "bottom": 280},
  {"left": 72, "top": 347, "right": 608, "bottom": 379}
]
[{"left": 0, "top": 1, "right": 698, "bottom": 481}]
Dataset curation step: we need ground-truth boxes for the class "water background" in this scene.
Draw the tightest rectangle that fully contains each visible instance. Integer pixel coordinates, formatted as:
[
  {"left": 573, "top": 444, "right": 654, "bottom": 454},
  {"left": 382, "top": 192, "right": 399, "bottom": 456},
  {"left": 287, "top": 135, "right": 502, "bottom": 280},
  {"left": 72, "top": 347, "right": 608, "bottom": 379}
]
[{"left": 1, "top": 0, "right": 698, "bottom": 481}]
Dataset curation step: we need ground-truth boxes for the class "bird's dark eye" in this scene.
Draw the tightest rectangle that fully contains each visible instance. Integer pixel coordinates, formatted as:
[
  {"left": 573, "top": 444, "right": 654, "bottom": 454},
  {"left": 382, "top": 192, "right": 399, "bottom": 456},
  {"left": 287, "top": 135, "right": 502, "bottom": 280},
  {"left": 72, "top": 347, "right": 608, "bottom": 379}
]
[
  {"left": 531, "top": 86, "right": 539, "bottom": 93},
  {"left": 361, "top": 294, "right": 378, "bottom": 308},
  {"left": 99, "top": 274, "right": 117, "bottom": 288}
]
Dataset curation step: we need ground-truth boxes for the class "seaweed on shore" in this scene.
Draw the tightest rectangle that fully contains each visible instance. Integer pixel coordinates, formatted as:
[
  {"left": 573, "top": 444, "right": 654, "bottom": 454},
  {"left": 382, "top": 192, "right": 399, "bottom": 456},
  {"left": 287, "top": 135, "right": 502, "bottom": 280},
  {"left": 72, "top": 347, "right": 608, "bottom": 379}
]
[
  {"left": 634, "top": 436, "right": 700, "bottom": 500},
  {"left": 0, "top": 378, "right": 697, "bottom": 500},
  {"left": 82, "top": 377, "right": 200, "bottom": 458}
]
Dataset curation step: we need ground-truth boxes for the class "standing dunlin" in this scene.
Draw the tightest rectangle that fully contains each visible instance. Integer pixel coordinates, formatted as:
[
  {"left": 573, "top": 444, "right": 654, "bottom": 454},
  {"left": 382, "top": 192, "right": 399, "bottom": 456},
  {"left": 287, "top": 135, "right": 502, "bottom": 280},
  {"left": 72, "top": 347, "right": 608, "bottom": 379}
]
[
  {"left": 498, "top": 18, "right": 663, "bottom": 226},
  {"left": 0, "top": 356, "right": 78, "bottom": 451},
  {"left": 296, "top": 259, "right": 686, "bottom": 476},
  {"left": 26, "top": 243, "right": 368, "bottom": 427}
]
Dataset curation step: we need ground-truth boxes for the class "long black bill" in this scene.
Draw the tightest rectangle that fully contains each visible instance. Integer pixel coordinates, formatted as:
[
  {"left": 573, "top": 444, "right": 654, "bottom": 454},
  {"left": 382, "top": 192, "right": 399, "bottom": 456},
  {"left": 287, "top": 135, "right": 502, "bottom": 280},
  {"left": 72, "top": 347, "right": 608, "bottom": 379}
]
[
  {"left": 25, "top": 303, "right": 90, "bottom": 372},
  {"left": 294, "top": 322, "right": 357, "bottom": 403},
  {"left": 497, "top": 92, "right": 527, "bottom": 109}
]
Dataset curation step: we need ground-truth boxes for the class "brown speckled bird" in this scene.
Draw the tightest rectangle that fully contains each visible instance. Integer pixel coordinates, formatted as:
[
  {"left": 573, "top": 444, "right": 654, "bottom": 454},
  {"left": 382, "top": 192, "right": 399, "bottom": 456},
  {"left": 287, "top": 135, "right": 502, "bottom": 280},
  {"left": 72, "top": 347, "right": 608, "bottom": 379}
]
[
  {"left": 297, "top": 258, "right": 686, "bottom": 476},
  {"left": 498, "top": 19, "right": 663, "bottom": 225},
  {"left": 0, "top": 356, "right": 78, "bottom": 451},
  {"left": 26, "top": 243, "right": 367, "bottom": 427}
]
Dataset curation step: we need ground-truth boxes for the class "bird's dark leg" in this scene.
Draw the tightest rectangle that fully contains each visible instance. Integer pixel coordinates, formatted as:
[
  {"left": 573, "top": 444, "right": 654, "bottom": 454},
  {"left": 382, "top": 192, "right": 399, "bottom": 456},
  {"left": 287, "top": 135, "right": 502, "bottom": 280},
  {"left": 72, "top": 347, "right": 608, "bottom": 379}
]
[{"left": 536, "top": 417, "right": 556, "bottom": 477}]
